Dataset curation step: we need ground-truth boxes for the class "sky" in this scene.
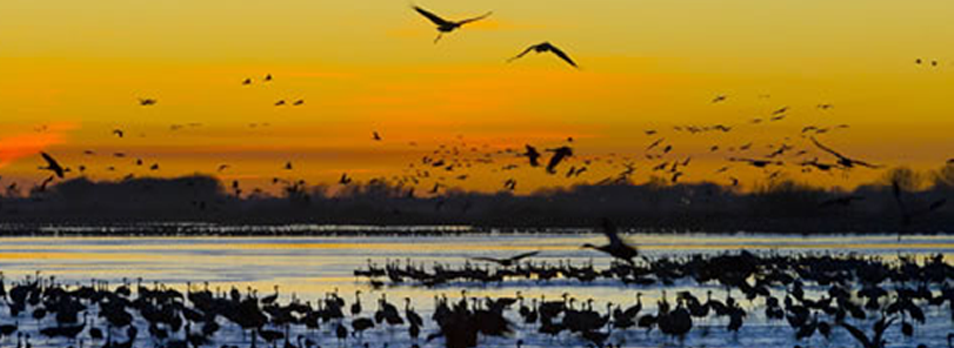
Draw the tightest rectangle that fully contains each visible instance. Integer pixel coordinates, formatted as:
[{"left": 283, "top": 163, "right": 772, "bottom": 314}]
[{"left": 2, "top": 0, "right": 954, "bottom": 194}]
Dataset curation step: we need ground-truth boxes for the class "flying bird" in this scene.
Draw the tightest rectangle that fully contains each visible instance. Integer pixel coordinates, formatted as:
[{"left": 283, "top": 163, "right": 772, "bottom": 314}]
[
  {"left": 217, "top": 164, "right": 230, "bottom": 172},
  {"left": 470, "top": 251, "right": 540, "bottom": 267},
  {"left": 729, "top": 157, "right": 783, "bottom": 168},
  {"left": 413, "top": 6, "right": 492, "bottom": 43},
  {"left": 242, "top": 78, "right": 252, "bottom": 85},
  {"left": 39, "top": 152, "right": 67, "bottom": 178},
  {"left": 275, "top": 100, "right": 286, "bottom": 106},
  {"left": 138, "top": 98, "right": 157, "bottom": 106},
  {"left": 646, "top": 138, "right": 665, "bottom": 151},
  {"left": 264, "top": 74, "right": 273, "bottom": 82},
  {"left": 339, "top": 173, "right": 353, "bottom": 185},
  {"left": 373, "top": 131, "right": 382, "bottom": 141},
  {"left": 712, "top": 95, "right": 727, "bottom": 103},
  {"left": 293, "top": 100, "right": 305, "bottom": 106},
  {"left": 508, "top": 42, "right": 578, "bottom": 68},
  {"left": 113, "top": 129, "right": 124, "bottom": 138},
  {"left": 545, "top": 146, "right": 573, "bottom": 174},
  {"left": 811, "top": 137, "right": 882, "bottom": 169},
  {"left": 522, "top": 145, "right": 541, "bottom": 167},
  {"left": 582, "top": 218, "right": 640, "bottom": 265}
]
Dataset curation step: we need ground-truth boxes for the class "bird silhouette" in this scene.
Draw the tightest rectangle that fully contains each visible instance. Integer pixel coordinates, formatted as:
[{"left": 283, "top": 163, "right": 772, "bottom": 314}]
[
  {"left": 503, "top": 178, "right": 517, "bottom": 191},
  {"left": 413, "top": 6, "right": 492, "bottom": 43},
  {"left": 508, "top": 42, "right": 578, "bottom": 68},
  {"left": 545, "top": 146, "right": 573, "bottom": 174},
  {"left": 339, "top": 173, "right": 352, "bottom": 185},
  {"left": 242, "top": 78, "right": 252, "bottom": 85},
  {"left": 39, "top": 152, "right": 66, "bottom": 179},
  {"left": 138, "top": 98, "right": 157, "bottom": 106},
  {"left": 582, "top": 218, "right": 640, "bottom": 265},
  {"left": 522, "top": 145, "right": 541, "bottom": 167},
  {"left": 373, "top": 132, "right": 382, "bottom": 141},
  {"left": 729, "top": 157, "right": 782, "bottom": 168},
  {"left": 811, "top": 137, "right": 882, "bottom": 169},
  {"left": 469, "top": 251, "right": 540, "bottom": 267},
  {"left": 112, "top": 129, "right": 124, "bottom": 138}
]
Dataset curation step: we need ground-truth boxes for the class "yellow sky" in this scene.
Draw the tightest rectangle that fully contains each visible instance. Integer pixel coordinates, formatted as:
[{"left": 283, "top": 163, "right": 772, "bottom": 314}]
[{"left": 2, "top": 0, "right": 954, "bottom": 194}]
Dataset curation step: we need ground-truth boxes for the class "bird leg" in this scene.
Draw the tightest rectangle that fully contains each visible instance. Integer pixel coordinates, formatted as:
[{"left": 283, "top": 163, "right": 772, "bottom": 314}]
[{"left": 434, "top": 33, "right": 444, "bottom": 44}]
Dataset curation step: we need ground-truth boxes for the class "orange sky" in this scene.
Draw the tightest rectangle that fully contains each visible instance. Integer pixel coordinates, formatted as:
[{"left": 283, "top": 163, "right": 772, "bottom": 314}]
[{"left": 2, "top": 0, "right": 954, "bottom": 194}]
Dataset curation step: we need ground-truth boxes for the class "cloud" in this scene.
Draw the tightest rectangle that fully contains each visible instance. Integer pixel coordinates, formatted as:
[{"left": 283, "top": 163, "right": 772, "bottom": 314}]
[{"left": 0, "top": 122, "right": 78, "bottom": 169}]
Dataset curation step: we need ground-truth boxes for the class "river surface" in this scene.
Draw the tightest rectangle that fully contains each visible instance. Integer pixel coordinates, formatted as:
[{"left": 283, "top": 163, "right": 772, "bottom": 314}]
[{"left": 0, "top": 229, "right": 952, "bottom": 348}]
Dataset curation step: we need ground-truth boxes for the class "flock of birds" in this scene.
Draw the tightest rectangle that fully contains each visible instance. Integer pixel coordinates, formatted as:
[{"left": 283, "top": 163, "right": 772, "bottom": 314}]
[
  {"left": 3, "top": 226, "right": 954, "bottom": 348},
  {"left": 346, "top": 227, "right": 954, "bottom": 348},
  {"left": 8, "top": 4, "right": 953, "bottom": 201}
]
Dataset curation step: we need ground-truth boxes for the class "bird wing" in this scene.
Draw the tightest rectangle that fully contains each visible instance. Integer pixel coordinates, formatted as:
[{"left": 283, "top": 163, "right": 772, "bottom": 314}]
[
  {"left": 546, "top": 153, "right": 565, "bottom": 173},
  {"left": 600, "top": 218, "right": 625, "bottom": 247},
  {"left": 40, "top": 152, "right": 64, "bottom": 178},
  {"left": 545, "top": 44, "right": 578, "bottom": 68},
  {"left": 852, "top": 159, "right": 883, "bottom": 169},
  {"left": 508, "top": 251, "right": 540, "bottom": 262},
  {"left": 457, "top": 11, "right": 492, "bottom": 25},
  {"left": 470, "top": 257, "right": 504, "bottom": 264},
  {"left": 41, "top": 152, "right": 58, "bottom": 168},
  {"left": 508, "top": 45, "right": 538, "bottom": 62},
  {"left": 413, "top": 6, "right": 450, "bottom": 26},
  {"left": 838, "top": 322, "right": 871, "bottom": 348},
  {"left": 811, "top": 137, "right": 848, "bottom": 162}
]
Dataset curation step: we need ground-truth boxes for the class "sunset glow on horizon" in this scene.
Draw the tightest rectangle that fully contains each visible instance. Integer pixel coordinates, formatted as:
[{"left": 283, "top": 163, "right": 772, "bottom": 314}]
[{"left": 3, "top": 0, "right": 954, "bottom": 194}]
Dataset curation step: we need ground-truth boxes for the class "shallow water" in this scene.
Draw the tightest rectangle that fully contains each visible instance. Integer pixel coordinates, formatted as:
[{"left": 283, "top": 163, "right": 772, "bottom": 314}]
[{"left": 1, "top": 230, "right": 953, "bottom": 348}]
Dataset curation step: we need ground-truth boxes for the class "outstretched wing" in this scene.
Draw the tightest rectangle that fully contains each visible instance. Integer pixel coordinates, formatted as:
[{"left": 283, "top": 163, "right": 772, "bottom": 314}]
[
  {"left": 41, "top": 152, "right": 57, "bottom": 168},
  {"left": 457, "top": 11, "right": 492, "bottom": 25},
  {"left": 811, "top": 137, "right": 847, "bottom": 161},
  {"left": 470, "top": 257, "right": 504, "bottom": 264},
  {"left": 413, "top": 6, "right": 450, "bottom": 26},
  {"left": 508, "top": 251, "right": 540, "bottom": 262},
  {"left": 852, "top": 159, "right": 883, "bottom": 169},
  {"left": 545, "top": 44, "right": 578, "bottom": 68},
  {"left": 508, "top": 45, "right": 539, "bottom": 62},
  {"left": 600, "top": 218, "right": 624, "bottom": 247},
  {"left": 40, "top": 152, "right": 64, "bottom": 178},
  {"left": 838, "top": 322, "right": 871, "bottom": 348}
]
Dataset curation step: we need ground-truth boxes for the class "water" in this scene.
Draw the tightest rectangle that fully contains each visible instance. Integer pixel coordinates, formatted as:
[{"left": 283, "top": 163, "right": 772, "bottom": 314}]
[{"left": 1, "top": 230, "right": 953, "bottom": 348}]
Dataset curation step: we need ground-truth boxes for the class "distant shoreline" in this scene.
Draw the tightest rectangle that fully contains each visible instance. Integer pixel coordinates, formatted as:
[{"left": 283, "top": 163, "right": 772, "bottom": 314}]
[{"left": 0, "top": 222, "right": 947, "bottom": 237}]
